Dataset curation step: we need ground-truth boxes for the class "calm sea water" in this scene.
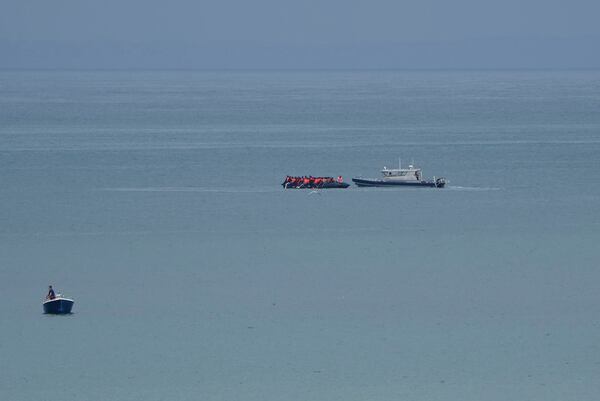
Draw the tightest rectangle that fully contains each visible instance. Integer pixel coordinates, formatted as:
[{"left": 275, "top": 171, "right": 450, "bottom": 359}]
[{"left": 1, "top": 70, "right": 599, "bottom": 400}]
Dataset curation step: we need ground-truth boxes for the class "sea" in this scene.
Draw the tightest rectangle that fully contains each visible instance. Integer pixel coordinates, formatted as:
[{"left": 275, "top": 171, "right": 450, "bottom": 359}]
[{"left": 1, "top": 70, "right": 599, "bottom": 401}]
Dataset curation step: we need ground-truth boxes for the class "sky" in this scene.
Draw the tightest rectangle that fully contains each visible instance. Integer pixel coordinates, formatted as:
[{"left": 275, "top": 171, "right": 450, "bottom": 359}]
[{"left": 0, "top": 0, "right": 599, "bottom": 69}]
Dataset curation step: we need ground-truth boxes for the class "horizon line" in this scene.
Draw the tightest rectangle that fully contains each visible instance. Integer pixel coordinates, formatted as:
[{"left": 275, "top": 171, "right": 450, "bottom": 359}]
[{"left": 2, "top": 67, "right": 600, "bottom": 72}]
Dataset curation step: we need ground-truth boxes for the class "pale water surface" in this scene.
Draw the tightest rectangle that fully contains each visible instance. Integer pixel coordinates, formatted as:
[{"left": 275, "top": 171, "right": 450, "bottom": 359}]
[{"left": 1, "top": 71, "right": 599, "bottom": 400}]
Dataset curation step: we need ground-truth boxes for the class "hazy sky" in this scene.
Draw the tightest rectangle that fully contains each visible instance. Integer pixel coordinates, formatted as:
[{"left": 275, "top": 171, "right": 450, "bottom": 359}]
[{"left": 1, "top": 0, "right": 598, "bottom": 69}]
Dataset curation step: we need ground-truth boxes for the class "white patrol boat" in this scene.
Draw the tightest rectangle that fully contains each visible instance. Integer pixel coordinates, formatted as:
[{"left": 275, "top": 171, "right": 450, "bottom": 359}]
[{"left": 352, "top": 160, "right": 446, "bottom": 188}]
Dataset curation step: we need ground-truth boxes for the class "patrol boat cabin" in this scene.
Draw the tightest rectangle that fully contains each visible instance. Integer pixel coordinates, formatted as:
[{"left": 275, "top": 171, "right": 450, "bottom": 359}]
[{"left": 381, "top": 164, "right": 423, "bottom": 181}]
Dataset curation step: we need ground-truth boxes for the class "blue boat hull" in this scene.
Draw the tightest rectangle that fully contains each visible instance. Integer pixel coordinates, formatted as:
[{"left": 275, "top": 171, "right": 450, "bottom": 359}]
[
  {"left": 43, "top": 298, "right": 74, "bottom": 314},
  {"left": 352, "top": 178, "right": 445, "bottom": 188}
]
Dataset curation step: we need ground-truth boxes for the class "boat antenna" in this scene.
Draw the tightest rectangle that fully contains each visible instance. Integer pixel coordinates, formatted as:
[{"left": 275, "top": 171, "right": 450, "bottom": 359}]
[{"left": 399, "top": 157, "right": 401, "bottom": 170}]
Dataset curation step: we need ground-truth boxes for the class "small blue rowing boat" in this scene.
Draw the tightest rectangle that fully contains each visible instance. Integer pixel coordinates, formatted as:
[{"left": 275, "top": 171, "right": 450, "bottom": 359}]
[{"left": 43, "top": 295, "right": 74, "bottom": 314}]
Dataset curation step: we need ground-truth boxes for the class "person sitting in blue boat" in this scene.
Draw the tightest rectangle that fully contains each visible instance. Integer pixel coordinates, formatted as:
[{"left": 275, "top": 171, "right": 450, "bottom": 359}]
[{"left": 46, "top": 285, "right": 56, "bottom": 300}]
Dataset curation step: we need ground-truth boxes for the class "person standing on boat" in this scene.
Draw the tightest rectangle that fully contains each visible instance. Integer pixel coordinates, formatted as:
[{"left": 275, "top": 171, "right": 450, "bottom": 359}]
[{"left": 46, "top": 285, "right": 55, "bottom": 300}]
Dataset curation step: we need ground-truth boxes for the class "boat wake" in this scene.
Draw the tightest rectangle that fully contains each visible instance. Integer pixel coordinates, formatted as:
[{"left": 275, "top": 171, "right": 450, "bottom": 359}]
[
  {"left": 351, "top": 185, "right": 502, "bottom": 192},
  {"left": 95, "top": 187, "right": 279, "bottom": 194},
  {"left": 446, "top": 185, "right": 502, "bottom": 191}
]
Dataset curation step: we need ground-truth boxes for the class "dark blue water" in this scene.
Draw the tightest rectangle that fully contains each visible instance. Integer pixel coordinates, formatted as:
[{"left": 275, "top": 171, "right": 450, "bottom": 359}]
[{"left": 1, "top": 70, "right": 599, "bottom": 400}]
